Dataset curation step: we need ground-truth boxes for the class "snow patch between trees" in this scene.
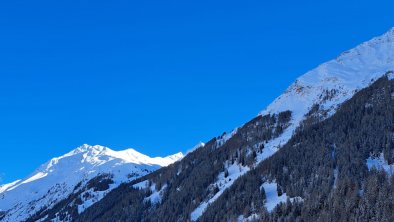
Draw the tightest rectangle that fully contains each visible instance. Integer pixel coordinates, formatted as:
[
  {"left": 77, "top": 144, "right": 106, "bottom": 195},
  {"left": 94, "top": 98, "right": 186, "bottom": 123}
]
[
  {"left": 132, "top": 180, "right": 167, "bottom": 205},
  {"left": 216, "top": 128, "right": 239, "bottom": 147},
  {"left": 145, "top": 183, "right": 167, "bottom": 204},
  {"left": 367, "top": 153, "right": 394, "bottom": 175},
  {"left": 78, "top": 186, "right": 113, "bottom": 214},
  {"left": 190, "top": 163, "right": 249, "bottom": 221},
  {"left": 261, "top": 182, "right": 303, "bottom": 212},
  {"left": 237, "top": 213, "right": 259, "bottom": 222},
  {"left": 132, "top": 180, "right": 150, "bottom": 190}
]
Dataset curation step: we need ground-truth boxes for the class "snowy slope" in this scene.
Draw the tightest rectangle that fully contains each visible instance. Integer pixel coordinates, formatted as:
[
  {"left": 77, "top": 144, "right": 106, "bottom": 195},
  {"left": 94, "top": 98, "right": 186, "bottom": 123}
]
[
  {"left": 192, "top": 27, "right": 394, "bottom": 221},
  {"left": 255, "top": 27, "right": 394, "bottom": 158},
  {"left": 0, "top": 144, "right": 183, "bottom": 222},
  {"left": 261, "top": 27, "right": 394, "bottom": 129}
]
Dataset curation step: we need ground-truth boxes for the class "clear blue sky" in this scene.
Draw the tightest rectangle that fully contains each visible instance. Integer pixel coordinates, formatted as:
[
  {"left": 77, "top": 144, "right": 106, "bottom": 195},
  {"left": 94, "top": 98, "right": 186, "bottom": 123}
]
[{"left": 1, "top": 0, "right": 393, "bottom": 183}]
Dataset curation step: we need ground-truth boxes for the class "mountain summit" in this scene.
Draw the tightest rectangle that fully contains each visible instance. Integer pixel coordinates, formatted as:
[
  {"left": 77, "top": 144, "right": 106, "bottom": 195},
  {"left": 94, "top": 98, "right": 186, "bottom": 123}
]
[
  {"left": 262, "top": 26, "right": 394, "bottom": 125},
  {"left": 0, "top": 144, "right": 183, "bottom": 222}
]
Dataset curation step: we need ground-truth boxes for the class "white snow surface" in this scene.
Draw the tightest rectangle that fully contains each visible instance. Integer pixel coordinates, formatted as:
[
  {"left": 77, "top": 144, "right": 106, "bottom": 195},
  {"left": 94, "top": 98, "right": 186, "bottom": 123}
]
[
  {"left": 132, "top": 180, "right": 167, "bottom": 204},
  {"left": 261, "top": 182, "right": 303, "bottom": 213},
  {"left": 0, "top": 144, "right": 183, "bottom": 222},
  {"left": 186, "top": 142, "right": 206, "bottom": 154},
  {"left": 261, "top": 182, "right": 303, "bottom": 212},
  {"left": 77, "top": 186, "right": 111, "bottom": 214},
  {"left": 216, "top": 128, "right": 239, "bottom": 147},
  {"left": 367, "top": 153, "right": 394, "bottom": 175},
  {"left": 145, "top": 183, "right": 167, "bottom": 204},
  {"left": 237, "top": 214, "right": 259, "bottom": 222},
  {"left": 262, "top": 182, "right": 288, "bottom": 212},
  {"left": 132, "top": 179, "right": 150, "bottom": 190},
  {"left": 236, "top": 182, "right": 303, "bottom": 221}
]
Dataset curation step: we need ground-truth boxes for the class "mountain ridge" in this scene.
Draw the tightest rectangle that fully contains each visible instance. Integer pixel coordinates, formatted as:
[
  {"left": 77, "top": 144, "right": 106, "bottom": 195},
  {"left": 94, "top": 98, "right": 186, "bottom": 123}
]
[
  {"left": 260, "top": 27, "right": 394, "bottom": 121},
  {"left": 0, "top": 144, "right": 183, "bottom": 222}
]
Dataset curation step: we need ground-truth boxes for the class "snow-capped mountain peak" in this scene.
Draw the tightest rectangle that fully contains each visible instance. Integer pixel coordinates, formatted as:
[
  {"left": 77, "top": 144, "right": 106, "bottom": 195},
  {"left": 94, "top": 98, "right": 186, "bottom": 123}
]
[
  {"left": 260, "top": 27, "right": 394, "bottom": 127},
  {"left": 61, "top": 144, "right": 183, "bottom": 167},
  {"left": 0, "top": 144, "right": 183, "bottom": 222}
]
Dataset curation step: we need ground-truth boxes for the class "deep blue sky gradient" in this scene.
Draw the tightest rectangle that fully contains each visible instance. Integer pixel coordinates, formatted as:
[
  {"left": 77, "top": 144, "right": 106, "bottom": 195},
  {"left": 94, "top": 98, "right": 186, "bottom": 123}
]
[{"left": 1, "top": 0, "right": 394, "bottom": 183}]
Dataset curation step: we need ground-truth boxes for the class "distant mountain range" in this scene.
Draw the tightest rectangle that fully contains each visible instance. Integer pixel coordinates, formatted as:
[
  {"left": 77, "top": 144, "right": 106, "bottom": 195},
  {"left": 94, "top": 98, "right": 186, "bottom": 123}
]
[{"left": 0, "top": 144, "right": 183, "bottom": 221}]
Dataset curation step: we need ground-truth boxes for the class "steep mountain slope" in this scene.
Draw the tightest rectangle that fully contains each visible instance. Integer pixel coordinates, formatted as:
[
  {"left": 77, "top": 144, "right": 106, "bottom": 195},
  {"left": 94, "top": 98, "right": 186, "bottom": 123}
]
[
  {"left": 0, "top": 144, "right": 183, "bottom": 222},
  {"left": 62, "top": 27, "right": 394, "bottom": 222},
  {"left": 261, "top": 27, "right": 394, "bottom": 139},
  {"left": 201, "top": 74, "right": 394, "bottom": 221}
]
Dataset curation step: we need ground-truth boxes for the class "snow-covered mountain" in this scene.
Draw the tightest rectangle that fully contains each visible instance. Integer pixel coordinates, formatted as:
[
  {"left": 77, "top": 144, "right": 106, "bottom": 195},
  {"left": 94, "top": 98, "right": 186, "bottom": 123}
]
[
  {"left": 190, "top": 27, "right": 394, "bottom": 221},
  {"left": 260, "top": 27, "right": 394, "bottom": 140},
  {"left": 0, "top": 144, "right": 183, "bottom": 222},
  {"left": 249, "top": 27, "right": 394, "bottom": 164}
]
